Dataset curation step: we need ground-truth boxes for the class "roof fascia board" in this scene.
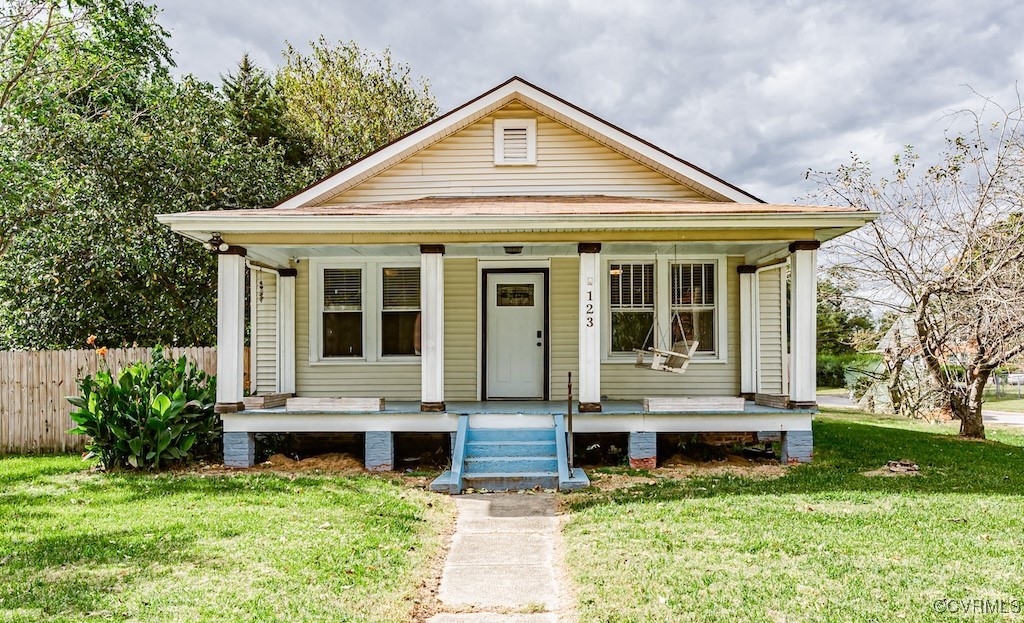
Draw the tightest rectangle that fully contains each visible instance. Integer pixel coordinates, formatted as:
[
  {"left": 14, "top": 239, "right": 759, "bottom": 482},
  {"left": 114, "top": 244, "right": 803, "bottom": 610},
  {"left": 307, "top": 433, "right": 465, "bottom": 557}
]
[{"left": 158, "top": 211, "right": 878, "bottom": 235}]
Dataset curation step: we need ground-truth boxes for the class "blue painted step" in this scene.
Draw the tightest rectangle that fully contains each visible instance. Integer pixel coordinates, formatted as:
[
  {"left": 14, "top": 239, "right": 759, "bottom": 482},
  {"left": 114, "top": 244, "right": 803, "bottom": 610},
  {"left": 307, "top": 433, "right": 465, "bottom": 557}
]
[
  {"left": 462, "top": 472, "right": 560, "bottom": 492},
  {"left": 464, "top": 456, "right": 559, "bottom": 473},
  {"left": 465, "top": 428, "right": 554, "bottom": 442},
  {"left": 465, "top": 440, "right": 557, "bottom": 457}
]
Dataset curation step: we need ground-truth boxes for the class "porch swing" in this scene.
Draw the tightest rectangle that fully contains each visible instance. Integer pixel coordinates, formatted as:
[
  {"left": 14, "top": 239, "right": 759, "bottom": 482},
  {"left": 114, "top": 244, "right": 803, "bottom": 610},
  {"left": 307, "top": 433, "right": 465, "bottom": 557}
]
[{"left": 633, "top": 310, "right": 699, "bottom": 375}]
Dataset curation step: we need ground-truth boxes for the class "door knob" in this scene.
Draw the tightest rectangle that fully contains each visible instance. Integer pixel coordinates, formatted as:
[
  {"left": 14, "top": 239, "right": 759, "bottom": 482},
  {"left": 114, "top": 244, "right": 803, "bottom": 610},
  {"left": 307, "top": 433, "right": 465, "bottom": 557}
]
[{"left": 537, "top": 342, "right": 542, "bottom": 346}]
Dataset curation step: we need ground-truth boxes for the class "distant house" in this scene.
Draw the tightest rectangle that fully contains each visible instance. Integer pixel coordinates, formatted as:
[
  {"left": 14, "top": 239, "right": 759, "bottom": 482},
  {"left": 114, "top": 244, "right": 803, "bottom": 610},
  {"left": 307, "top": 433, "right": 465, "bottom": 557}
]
[{"left": 159, "top": 77, "right": 876, "bottom": 491}]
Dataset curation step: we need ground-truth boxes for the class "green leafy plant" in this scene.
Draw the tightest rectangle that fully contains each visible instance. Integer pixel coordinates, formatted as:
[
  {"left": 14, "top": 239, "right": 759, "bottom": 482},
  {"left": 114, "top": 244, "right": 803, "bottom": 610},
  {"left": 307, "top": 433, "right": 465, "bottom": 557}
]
[{"left": 67, "top": 346, "right": 219, "bottom": 469}]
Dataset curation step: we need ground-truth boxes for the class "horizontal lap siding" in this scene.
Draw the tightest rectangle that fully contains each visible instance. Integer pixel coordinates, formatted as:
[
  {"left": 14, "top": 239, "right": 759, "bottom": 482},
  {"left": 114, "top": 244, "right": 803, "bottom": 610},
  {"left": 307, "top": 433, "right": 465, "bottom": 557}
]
[
  {"left": 252, "top": 270, "right": 277, "bottom": 394},
  {"left": 324, "top": 102, "right": 711, "bottom": 204},
  {"left": 549, "top": 257, "right": 579, "bottom": 399},
  {"left": 758, "top": 266, "right": 786, "bottom": 394},
  {"left": 295, "top": 264, "right": 421, "bottom": 399},
  {"left": 444, "top": 259, "right": 477, "bottom": 400},
  {"left": 599, "top": 256, "right": 742, "bottom": 398}
]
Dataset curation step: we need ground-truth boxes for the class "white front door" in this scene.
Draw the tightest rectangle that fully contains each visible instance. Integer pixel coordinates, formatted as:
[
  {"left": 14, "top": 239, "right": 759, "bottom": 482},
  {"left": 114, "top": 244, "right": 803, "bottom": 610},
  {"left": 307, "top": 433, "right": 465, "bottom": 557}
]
[{"left": 486, "top": 272, "right": 545, "bottom": 399}]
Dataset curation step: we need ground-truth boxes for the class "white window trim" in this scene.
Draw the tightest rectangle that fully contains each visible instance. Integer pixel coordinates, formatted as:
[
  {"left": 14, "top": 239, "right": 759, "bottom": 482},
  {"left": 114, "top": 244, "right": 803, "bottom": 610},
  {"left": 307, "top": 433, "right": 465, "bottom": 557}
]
[
  {"left": 601, "top": 255, "right": 729, "bottom": 364},
  {"left": 308, "top": 258, "right": 421, "bottom": 366},
  {"left": 493, "top": 118, "right": 537, "bottom": 165}
]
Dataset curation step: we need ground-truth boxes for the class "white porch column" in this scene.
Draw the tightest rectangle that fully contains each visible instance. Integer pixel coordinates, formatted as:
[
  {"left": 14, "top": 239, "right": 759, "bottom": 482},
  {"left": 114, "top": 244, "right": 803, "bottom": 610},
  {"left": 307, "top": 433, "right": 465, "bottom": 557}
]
[
  {"left": 420, "top": 245, "right": 445, "bottom": 412},
  {"left": 738, "top": 265, "right": 758, "bottom": 397},
  {"left": 276, "top": 268, "right": 297, "bottom": 395},
  {"left": 789, "top": 241, "right": 820, "bottom": 407},
  {"left": 215, "top": 249, "right": 246, "bottom": 413},
  {"left": 578, "top": 243, "right": 602, "bottom": 412}
]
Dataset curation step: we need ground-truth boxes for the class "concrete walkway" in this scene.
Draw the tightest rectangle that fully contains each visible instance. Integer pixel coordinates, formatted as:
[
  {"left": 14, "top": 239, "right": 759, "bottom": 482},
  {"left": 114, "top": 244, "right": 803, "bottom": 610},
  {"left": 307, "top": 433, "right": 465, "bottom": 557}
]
[{"left": 428, "top": 493, "right": 569, "bottom": 623}]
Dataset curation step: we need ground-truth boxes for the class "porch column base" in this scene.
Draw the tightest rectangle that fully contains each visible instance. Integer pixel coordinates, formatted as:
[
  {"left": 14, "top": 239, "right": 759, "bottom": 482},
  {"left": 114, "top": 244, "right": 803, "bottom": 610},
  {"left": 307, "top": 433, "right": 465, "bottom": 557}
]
[
  {"left": 578, "top": 402, "right": 602, "bottom": 413},
  {"left": 739, "top": 392, "right": 755, "bottom": 400},
  {"left": 223, "top": 432, "right": 255, "bottom": 468},
  {"left": 365, "top": 431, "right": 394, "bottom": 472},
  {"left": 628, "top": 431, "right": 656, "bottom": 469},
  {"left": 781, "top": 430, "right": 813, "bottom": 464},
  {"left": 215, "top": 401, "right": 245, "bottom": 414},
  {"left": 420, "top": 402, "right": 446, "bottom": 412}
]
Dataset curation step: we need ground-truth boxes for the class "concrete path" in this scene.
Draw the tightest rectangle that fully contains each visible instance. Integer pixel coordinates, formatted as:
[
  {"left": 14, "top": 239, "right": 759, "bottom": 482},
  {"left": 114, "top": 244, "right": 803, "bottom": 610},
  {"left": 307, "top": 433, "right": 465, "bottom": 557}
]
[
  {"left": 428, "top": 493, "right": 569, "bottom": 623},
  {"left": 985, "top": 410, "right": 1024, "bottom": 428}
]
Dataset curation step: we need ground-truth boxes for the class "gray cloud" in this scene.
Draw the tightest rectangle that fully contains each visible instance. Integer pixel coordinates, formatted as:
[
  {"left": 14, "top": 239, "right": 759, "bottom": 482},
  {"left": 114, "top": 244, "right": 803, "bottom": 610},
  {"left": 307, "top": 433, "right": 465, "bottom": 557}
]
[{"left": 152, "top": 0, "right": 1024, "bottom": 202}]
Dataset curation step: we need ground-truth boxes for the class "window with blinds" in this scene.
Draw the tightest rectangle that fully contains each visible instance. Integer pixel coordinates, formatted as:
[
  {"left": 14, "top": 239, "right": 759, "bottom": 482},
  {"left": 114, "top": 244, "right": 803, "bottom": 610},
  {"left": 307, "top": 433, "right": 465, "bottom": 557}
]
[
  {"left": 322, "top": 268, "right": 362, "bottom": 357},
  {"left": 609, "top": 263, "right": 655, "bottom": 353},
  {"left": 381, "top": 267, "right": 420, "bottom": 356},
  {"left": 671, "top": 262, "right": 716, "bottom": 354},
  {"left": 494, "top": 118, "right": 536, "bottom": 164}
]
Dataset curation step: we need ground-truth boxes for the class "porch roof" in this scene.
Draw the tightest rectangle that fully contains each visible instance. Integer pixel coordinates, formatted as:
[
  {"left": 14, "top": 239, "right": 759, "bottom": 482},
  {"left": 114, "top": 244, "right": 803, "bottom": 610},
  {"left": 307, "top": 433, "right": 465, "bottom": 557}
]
[{"left": 158, "top": 195, "right": 877, "bottom": 244}]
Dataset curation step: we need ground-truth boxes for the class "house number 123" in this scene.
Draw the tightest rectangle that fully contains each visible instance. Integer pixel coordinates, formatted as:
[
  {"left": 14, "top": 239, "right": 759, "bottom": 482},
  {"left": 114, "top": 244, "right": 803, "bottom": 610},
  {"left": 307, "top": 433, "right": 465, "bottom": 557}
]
[{"left": 585, "top": 290, "right": 594, "bottom": 327}]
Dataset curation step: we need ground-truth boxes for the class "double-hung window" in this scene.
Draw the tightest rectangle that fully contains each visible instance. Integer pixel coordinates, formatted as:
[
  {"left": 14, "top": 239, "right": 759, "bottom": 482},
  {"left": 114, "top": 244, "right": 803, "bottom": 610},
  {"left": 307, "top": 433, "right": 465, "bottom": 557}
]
[
  {"left": 381, "top": 267, "right": 421, "bottom": 357},
  {"left": 670, "top": 262, "right": 716, "bottom": 354},
  {"left": 609, "top": 263, "right": 655, "bottom": 353},
  {"left": 315, "top": 260, "right": 421, "bottom": 362},
  {"left": 322, "top": 268, "right": 363, "bottom": 357}
]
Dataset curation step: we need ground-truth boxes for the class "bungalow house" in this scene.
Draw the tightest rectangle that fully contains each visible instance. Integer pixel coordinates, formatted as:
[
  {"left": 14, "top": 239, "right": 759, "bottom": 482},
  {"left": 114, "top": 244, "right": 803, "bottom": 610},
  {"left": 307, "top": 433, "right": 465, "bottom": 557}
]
[{"left": 158, "top": 77, "right": 877, "bottom": 491}]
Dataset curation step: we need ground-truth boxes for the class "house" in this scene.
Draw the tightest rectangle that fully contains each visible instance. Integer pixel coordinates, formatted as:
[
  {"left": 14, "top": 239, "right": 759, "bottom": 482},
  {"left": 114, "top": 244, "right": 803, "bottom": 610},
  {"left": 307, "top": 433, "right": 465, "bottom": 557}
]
[{"left": 158, "top": 77, "right": 877, "bottom": 491}]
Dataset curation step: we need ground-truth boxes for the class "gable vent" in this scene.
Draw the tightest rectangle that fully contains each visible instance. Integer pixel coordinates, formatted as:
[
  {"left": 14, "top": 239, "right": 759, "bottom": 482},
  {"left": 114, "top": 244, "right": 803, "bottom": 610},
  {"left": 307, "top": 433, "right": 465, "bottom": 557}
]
[{"left": 494, "top": 118, "right": 537, "bottom": 165}]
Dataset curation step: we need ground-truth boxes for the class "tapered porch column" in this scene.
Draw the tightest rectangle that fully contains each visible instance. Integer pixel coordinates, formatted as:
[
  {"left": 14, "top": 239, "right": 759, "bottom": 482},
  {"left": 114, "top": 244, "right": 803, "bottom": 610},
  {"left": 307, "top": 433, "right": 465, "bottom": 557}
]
[
  {"left": 789, "top": 241, "right": 819, "bottom": 408},
  {"left": 276, "top": 268, "right": 297, "bottom": 395},
  {"left": 738, "top": 265, "right": 758, "bottom": 398},
  {"left": 215, "top": 248, "right": 246, "bottom": 413},
  {"left": 420, "top": 245, "right": 445, "bottom": 412},
  {"left": 578, "top": 243, "right": 602, "bottom": 412}
]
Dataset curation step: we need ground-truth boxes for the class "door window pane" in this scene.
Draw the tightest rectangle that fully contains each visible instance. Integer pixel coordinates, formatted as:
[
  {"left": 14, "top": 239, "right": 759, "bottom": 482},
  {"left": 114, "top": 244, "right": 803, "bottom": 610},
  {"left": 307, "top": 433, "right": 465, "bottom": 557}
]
[{"left": 497, "top": 284, "right": 535, "bottom": 307}]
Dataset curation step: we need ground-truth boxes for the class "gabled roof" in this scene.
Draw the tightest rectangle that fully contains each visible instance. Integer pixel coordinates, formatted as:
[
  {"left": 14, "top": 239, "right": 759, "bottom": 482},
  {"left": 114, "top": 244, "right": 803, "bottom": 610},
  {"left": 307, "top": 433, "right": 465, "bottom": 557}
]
[{"left": 275, "top": 76, "right": 764, "bottom": 209}]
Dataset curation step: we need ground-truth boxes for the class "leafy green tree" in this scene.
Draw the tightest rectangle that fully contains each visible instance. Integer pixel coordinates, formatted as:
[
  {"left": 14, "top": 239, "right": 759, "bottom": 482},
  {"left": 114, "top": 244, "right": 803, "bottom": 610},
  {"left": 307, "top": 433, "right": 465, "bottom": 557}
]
[
  {"left": 816, "top": 276, "right": 873, "bottom": 355},
  {"left": 222, "top": 52, "right": 306, "bottom": 164},
  {"left": 277, "top": 37, "right": 438, "bottom": 177}
]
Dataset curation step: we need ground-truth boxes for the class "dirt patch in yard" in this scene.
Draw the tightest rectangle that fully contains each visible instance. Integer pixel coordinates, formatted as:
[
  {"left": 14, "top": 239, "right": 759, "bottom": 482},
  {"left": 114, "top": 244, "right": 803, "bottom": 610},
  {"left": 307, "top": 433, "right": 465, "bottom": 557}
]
[
  {"left": 583, "top": 455, "right": 786, "bottom": 493},
  {"left": 261, "top": 452, "right": 365, "bottom": 472}
]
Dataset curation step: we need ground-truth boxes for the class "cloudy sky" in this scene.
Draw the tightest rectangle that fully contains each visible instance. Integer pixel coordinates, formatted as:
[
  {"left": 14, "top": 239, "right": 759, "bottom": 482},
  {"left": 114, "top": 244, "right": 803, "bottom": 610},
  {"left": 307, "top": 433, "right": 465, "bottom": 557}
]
[{"left": 152, "top": 0, "right": 1023, "bottom": 202}]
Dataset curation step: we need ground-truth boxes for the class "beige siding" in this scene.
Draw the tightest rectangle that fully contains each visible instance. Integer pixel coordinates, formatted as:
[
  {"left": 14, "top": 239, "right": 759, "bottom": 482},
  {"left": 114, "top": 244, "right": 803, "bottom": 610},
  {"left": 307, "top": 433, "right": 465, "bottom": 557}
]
[
  {"left": 757, "top": 266, "right": 786, "bottom": 394},
  {"left": 251, "top": 269, "right": 278, "bottom": 394},
  {"left": 599, "top": 256, "right": 742, "bottom": 398},
  {"left": 549, "top": 257, "right": 579, "bottom": 399},
  {"left": 324, "top": 102, "right": 713, "bottom": 205},
  {"left": 295, "top": 263, "right": 421, "bottom": 399},
  {"left": 444, "top": 258, "right": 478, "bottom": 400}
]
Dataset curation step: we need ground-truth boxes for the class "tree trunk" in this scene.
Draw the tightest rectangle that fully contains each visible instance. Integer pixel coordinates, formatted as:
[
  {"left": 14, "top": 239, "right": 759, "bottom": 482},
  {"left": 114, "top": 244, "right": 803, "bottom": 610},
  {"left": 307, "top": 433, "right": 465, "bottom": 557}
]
[{"left": 955, "top": 375, "right": 989, "bottom": 439}]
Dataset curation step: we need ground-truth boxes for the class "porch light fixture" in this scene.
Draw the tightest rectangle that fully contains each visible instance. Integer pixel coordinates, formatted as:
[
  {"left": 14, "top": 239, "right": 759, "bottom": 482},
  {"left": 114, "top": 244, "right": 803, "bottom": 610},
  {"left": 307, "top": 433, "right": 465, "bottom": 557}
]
[
  {"left": 203, "top": 234, "right": 230, "bottom": 253},
  {"left": 504, "top": 246, "right": 523, "bottom": 255}
]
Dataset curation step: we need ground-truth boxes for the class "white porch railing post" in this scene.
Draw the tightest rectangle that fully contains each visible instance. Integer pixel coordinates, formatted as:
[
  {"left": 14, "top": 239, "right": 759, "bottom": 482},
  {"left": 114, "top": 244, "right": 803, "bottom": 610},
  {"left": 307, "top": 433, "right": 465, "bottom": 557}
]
[
  {"left": 215, "top": 249, "right": 246, "bottom": 413},
  {"left": 420, "top": 245, "right": 446, "bottom": 412},
  {"left": 788, "top": 242, "right": 820, "bottom": 407},
  {"left": 738, "top": 265, "right": 757, "bottom": 397},
  {"left": 276, "top": 268, "right": 297, "bottom": 395},
  {"left": 578, "top": 243, "right": 602, "bottom": 412}
]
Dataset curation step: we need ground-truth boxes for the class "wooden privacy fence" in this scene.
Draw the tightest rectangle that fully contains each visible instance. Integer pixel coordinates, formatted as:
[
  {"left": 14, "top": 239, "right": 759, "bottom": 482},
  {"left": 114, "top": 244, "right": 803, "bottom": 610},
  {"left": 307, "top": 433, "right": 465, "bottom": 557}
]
[{"left": 0, "top": 347, "right": 246, "bottom": 454}]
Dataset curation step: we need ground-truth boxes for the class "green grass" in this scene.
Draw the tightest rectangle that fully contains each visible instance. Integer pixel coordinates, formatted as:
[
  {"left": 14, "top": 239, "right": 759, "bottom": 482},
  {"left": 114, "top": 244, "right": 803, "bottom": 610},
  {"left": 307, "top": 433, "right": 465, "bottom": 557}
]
[
  {"left": 816, "top": 386, "right": 850, "bottom": 396},
  {"left": 0, "top": 457, "right": 452, "bottom": 622},
  {"left": 563, "top": 410, "right": 1024, "bottom": 622},
  {"left": 982, "top": 393, "right": 1024, "bottom": 413}
]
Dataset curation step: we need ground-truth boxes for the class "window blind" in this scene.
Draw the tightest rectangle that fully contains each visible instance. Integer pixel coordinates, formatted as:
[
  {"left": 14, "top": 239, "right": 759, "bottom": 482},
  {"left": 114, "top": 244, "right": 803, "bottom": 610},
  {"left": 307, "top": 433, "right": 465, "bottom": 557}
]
[
  {"left": 323, "top": 268, "right": 361, "bottom": 311},
  {"left": 609, "top": 263, "right": 655, "bottom": 309},
  {"left": 382, "top": 267, "right": 420, "bottom": 310}
]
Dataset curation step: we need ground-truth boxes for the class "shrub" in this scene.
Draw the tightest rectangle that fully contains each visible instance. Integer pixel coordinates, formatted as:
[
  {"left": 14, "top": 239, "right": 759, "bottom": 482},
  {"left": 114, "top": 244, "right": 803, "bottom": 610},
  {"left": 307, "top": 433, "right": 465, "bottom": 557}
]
[{"left": 67, "top": 346, "right": 219, "bottom": 469}]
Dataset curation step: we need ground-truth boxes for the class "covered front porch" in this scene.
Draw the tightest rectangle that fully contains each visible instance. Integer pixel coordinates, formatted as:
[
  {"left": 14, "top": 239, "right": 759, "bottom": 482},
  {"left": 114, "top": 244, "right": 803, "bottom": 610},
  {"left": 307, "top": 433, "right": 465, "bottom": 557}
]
[{"left": 157, "top": 196, "right": 877, "bottom": 481}]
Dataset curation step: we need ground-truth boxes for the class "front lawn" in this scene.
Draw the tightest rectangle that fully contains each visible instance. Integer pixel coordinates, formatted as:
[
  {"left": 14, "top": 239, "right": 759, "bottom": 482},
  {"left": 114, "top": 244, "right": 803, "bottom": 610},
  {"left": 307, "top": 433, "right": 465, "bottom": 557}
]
[
  {"left": 0, "top": 457, "right": 452, "bottom": 622},
  {"left": 563, "top": 410, "right": 1024, "bottom": 622},
  {"left": 982, "top": 393, "right": 1024, "bottom": 413}
]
